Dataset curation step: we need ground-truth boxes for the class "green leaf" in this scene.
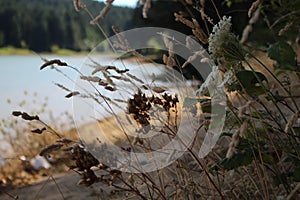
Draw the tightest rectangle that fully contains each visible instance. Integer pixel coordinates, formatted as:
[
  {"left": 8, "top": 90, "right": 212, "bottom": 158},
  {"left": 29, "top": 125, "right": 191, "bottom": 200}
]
[
  {"left": 266, "top": 91, "right": 285, "bottom": 102},
  {"left": 236, "top": 70, "right": 267, "bottom": 89},
  {"left": 273, "top": 173, "right": 289, "bottom": 186},
  {"left": 201, "top": 101, "right": 212, "bottom": 113},
  {"left": 293, "top": 165, "right": 300, "bottom": 181},
  {"left": 267, "top": 41, "right": 298, "bottom": 71},
  {"left": 213, "top": 151, "right": 253, "bottom": 170},
  {"left": 230, "top": 70, "right": 268, "bottom": 95}
]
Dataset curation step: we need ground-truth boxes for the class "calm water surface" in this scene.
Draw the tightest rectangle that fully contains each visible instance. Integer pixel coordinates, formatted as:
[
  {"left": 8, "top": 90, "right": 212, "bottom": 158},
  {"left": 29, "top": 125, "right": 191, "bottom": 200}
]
[
  {"left": 0, "top": 55, "right": 111, "bottom": 121},
  {"left": 0, "top": 55, "right": 169, "bottom": 123}
]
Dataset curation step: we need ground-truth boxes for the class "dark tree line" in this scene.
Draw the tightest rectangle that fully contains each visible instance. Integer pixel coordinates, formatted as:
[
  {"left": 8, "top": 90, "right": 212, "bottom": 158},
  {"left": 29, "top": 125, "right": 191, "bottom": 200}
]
[
  {"left": 0, "top": 0, "right": 265, "bottom": 53},
  {"left": 0, "top": 0, "right": 134, "bottom": 52}
]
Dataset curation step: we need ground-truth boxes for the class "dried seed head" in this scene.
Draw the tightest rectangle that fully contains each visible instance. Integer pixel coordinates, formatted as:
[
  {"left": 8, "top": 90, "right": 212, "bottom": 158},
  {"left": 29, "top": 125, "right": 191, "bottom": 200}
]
[
  {"left": 240, "top": 25, "right": 253, "bottom": 44},
  {"left": 103, "top": 72, "right": 115, "bottom": 86},
  {"left": 185, "top": 0, "right": 193, "bottom": 5},
  {"left": 278, "top": 22, "right": 293, "bottom": 36},
  {"left": 56, "top": 138, "right": 74, "bottom": 144},
  {"left": 248, "top": 0, "right": 261, "bottom": 17},
  {"left": 21, "top": 112, "right": 39, "bottom": 121},
  {"left": 174, "top": 13, "right": 195, "bottom": 28},
  {"left": 90, "top": 0, "right": 114, "bottom": 24},
  {"left": 31, "top": 127, "right": 46, "bottom": 134},
  {"left": 104, "top": 86, "right": 115, "bottom": 91},
  {"left": 80, "top": 76, "right": 101, "bottom": 82},
  {"left": 226, "top": 129, "right": 241, "bottom": 158},
  {"left": 238, "top": 100, "right": 254, "bottom": 118},
  {"left": 73, "top": 0, "right": 80, "bottom": 12},
  {"left": 285, "top": 111, "right": 299, "bottom": 133},
  {"left": 152, "top": 86, "right": 166, "bottom": 93},
  {"left": 241, "top": 8, "right": 260, "bottom": 44},
  {"left": 39, "top": 143, "right": 63, "bottom": 156},
  {"left": 12, "top": 111, "right": 22, "bottom": 117},
  {"left": 142, "top": 0, "right": 151, "bottom": 18},
  {"left": 65, "top": 91, "right": 80, "bottom": 98},
  {"left": 40, "top": 59, "right": 68, "bottom": 70},
  {"left": 239, "top": 121, "right": 248, "bottom": 137}
]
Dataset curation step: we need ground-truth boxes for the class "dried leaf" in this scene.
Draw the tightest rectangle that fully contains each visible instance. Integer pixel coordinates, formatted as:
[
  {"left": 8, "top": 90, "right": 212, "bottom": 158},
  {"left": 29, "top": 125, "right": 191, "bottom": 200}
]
[{"left": 127, "top": 73, "right": 144, "bottom": 84}]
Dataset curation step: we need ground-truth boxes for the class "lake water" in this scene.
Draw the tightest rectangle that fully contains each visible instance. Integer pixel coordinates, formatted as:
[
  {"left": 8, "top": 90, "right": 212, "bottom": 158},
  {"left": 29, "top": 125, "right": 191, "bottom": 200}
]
[
  {"left": 0, "top": 55, "right": 89, "bottom": 121},
  {"left": 0, "top": 54, "right": 205, "bottom": 163},
  {"left": 0, "top": 54, "right": 176, "bottom": 126}
]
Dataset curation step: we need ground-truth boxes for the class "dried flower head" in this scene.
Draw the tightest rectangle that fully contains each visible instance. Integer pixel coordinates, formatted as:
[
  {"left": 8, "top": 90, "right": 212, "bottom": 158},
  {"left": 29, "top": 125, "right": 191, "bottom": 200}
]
[
  {"left": 208, "top": 16, "right": 245, "bottom": 69},
  {"left": 142, "top": 0, "right": 151, "bottom": 18},
  {"left": 90, "top": 0, "right": 114, "bottom": 24},
  {"left": 248, "top": 0, "right": 261, "bottom": 17},
  {"left": 285, "top": 111, "right": 299, "bottom": 133},
  {"left": 65, "top": 91, "right": 80, "bottom": 98},
  {"left": 40, "top": 59, "right": 68, "bottom": 70},
  {"left": 39, "top": 143, "right": 63, "bottom": 157}
]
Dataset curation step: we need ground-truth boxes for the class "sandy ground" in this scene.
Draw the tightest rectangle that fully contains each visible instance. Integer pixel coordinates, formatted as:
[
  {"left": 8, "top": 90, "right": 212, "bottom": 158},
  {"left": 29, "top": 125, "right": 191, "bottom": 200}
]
[
  {"left": 0, "top": 171, "right": 125, "bottom": 200},
  {"left": 0, "top": 109, "right": 192, "bottom": 200}
]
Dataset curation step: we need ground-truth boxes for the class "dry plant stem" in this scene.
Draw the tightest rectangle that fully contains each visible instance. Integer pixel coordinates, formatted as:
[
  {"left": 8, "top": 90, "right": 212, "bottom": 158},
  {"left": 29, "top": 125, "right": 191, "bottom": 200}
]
[
  {"left": 140, "top": 172, "right": 168, "bottom": 200},
  {"left": 50, "top": 175, "right": 65, "bottom": 199},
  {"left": 144, "top": 122, "right": 222, "bottom": 197},
  {"left": 241, "top": 167, "right": 261, "bottom": 195},
  {"left": 2, "top": 191, "right": 18, "bottom": 200},
  {"left": 269, "top": 11, "right": 300, "bottom": 30},
  {"left": 112, "top": 177, "right": 148, "bottom": 200},
  {"left": 155, "top": 170, "right": 166, "bottom": 198},
  {"left": 187, "top": 148, "right": 224, "bottom": 199},
  {"left": 38, "top": 119, "right": 62, "bottom": 138},
  {"left": 232, "top": 78, "right": 283, "bottom": 128},
  {"left": 65, "top": 65, "right": 137, "bottom": 152},
  {"left": 287, "top": 182, "right": 300, "bottom": 200},
  {"left": 244, "top": 60, "right": 289, "bottom": 123},
  {"left": 178, "top": 0, "right": 196, "bottom": 19},
  {"left": 82, "top": 7, "right": 115, "bottom": 53},
  {"left": 115, "top": 172, "right": 167, "bottom": 200},
  {"left": 262, "top": 124, "right": 287, "bottom": 172},
  {"left": 210, "top": 0, "right": 221, "bottom": 20},
  {"left": 251, "top": 122, "right": 272, "bottom": 198},
  {"left": 52, "top": 67, "right": 107, "bottom": 112},
  {"left": 252, "top": 158, "right": 269, "bottom": 199},
  {"left": 247, "top": 97, "right": 297, "bottom": 181},
  {"left": 34, "top": 175, "right": 58, "bottom": 199}
]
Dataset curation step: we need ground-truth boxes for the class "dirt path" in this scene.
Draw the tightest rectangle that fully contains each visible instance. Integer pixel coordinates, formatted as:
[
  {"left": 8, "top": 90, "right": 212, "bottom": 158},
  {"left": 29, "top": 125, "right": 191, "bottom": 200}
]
[{"left": 0, "top": 172, "right": 124, "bottom": 200}]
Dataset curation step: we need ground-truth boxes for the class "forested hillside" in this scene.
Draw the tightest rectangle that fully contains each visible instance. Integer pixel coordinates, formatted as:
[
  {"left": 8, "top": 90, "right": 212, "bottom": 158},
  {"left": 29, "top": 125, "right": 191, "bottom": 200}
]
[{"left": 0, "top": 0, "right": 134, "bottom": 52}]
